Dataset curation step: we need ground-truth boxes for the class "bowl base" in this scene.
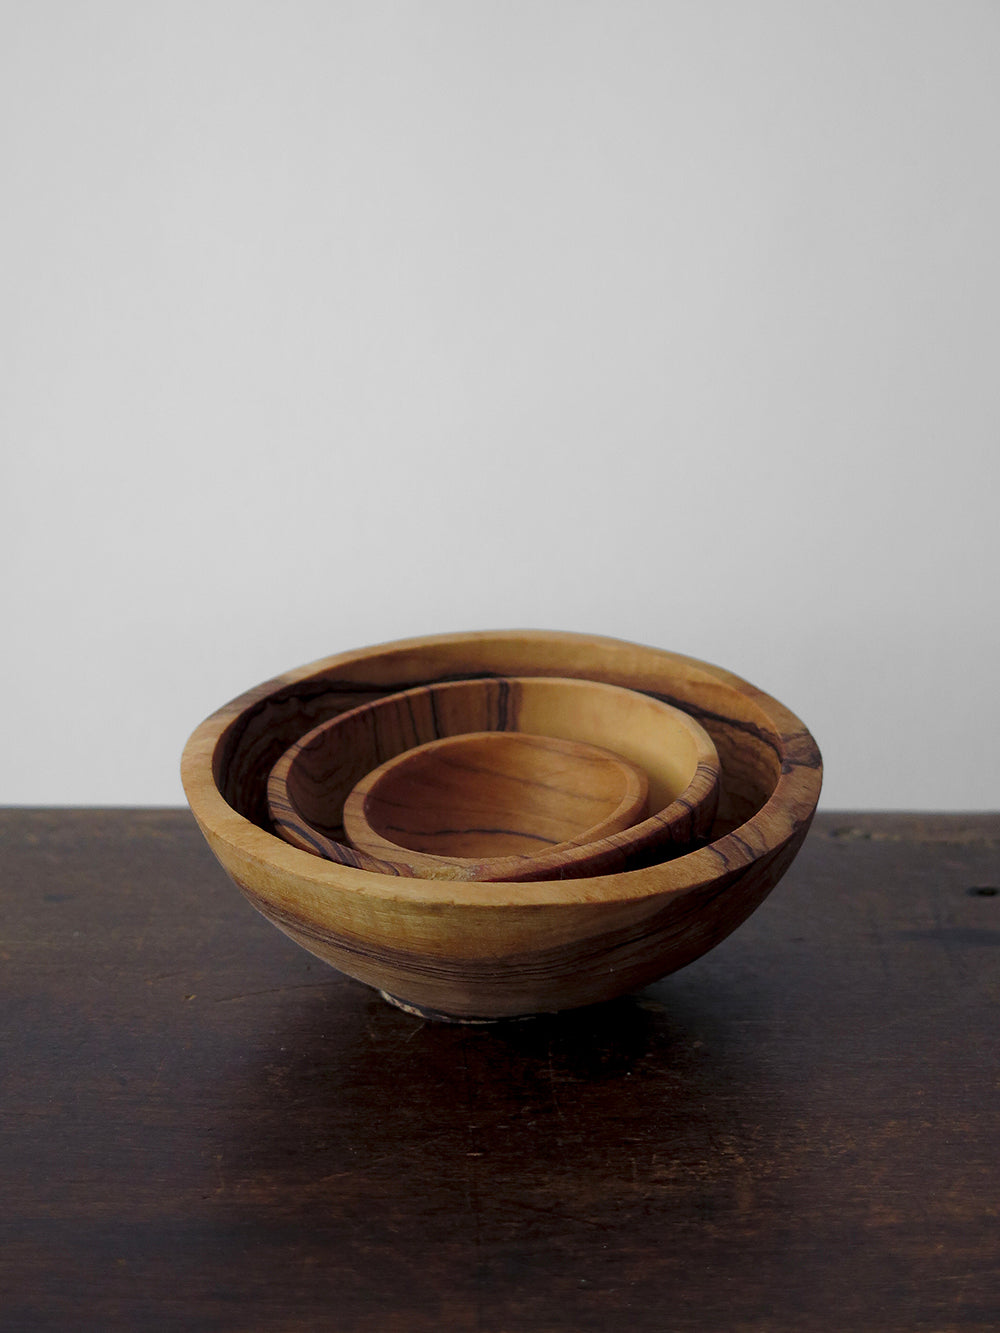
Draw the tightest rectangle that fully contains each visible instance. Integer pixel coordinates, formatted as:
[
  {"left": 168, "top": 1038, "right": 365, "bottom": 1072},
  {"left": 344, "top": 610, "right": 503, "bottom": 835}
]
[{"left": 378, "top": 990, "right": 537, "bottom": 1024}]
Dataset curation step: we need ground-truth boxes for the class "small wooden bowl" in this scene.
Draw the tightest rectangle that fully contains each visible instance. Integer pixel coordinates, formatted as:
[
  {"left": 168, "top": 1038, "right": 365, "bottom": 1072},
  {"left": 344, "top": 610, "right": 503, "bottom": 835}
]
[
  {"left": 265, "top": 676, "right": 719, "bottom": 882},
  {"left": 182, "top": 630, "right": 823, "bottom": 1020},
  {"left": 344, "top": 731, "right": 650, "bottom": 877}
]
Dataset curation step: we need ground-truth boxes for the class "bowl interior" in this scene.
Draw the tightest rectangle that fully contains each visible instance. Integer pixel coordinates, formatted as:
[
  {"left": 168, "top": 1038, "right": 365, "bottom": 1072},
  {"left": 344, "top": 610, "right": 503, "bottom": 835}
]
[
  {"left": 263, "top": 674, "right": 721, "bottom": 880},
  {"left": 344, "top": 730, "right": 648, "bottom": 860},
  {"left": 215, "top": 643, "right": 781, "bottom": 857}
]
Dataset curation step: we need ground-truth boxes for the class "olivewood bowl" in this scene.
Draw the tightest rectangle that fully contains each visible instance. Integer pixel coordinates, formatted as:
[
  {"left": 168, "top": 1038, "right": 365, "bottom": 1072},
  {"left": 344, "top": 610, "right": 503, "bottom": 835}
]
[
  {"left": 343, "top": 731, "right": 649, "bottom": 875},
  {"left": 181, "top": 630, "right": 823, "bottom": 1021},
  {"left": 265, "top": 675, "right": 720, "bottom": 883}
]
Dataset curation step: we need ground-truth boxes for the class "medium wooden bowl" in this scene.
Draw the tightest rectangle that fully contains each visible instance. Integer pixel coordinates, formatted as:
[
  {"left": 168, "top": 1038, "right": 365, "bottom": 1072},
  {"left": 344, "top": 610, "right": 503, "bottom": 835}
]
[
  {"left": 265, "top": 675, "right": 719, "bottom": 882},
  {"left": 181, "top": 630, "right": 823, "bottom": 1020},
  {"left": 343, "top": 732, "right": 648, "bottom": 876}
]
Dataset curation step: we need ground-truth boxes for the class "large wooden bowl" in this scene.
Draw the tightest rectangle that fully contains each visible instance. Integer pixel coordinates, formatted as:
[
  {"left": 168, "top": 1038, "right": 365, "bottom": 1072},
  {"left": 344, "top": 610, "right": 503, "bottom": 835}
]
[
  {"left": 181, "top": 630, "right": 823, "bottom": 1020},
  {"left": 265, "top": 675, "right": 720, "bottom": 882}
]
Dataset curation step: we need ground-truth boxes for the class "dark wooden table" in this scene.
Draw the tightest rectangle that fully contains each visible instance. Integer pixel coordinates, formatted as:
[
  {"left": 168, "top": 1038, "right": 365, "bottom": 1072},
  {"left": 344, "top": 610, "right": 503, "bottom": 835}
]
[{"left": 2, "top": 810, "right": 998, "bottom": 1332}]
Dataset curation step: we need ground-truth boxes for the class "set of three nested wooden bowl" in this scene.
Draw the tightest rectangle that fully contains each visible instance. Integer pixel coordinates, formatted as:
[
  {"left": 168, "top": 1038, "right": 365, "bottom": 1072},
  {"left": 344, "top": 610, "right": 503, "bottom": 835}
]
[{"left": 181, "top": 630, "right": 822, "bottom": 1021}]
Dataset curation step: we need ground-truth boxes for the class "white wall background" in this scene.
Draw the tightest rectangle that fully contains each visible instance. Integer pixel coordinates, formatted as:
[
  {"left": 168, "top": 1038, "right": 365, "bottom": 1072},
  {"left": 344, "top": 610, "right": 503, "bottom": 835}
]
[{"left": 2, "top": 1, "right": 998, "bottom": 809}]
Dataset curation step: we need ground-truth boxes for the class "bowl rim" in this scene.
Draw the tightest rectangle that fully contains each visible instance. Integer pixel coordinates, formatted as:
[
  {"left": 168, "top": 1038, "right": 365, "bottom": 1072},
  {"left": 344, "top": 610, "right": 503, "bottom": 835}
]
[{"left": 180, "top": 628, "right": 822, "bottom": 909}]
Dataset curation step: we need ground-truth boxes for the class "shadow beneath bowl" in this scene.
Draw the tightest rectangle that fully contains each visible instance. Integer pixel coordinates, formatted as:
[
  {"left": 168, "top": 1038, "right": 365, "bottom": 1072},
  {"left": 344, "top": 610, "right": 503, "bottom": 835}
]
[
  {"left": 194, "top": 908, "right": 814, "bottom": 1330},
  {"left": 213, "top": 969, "right": 776, "bottom": 1229}
]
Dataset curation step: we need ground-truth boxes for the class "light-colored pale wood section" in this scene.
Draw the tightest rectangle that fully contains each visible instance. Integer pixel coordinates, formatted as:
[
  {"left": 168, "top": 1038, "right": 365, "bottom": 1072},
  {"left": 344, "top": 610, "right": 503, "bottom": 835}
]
[
  {"left": 265, "top": 675, "right": 718, "bottom": 882},
  {"left": 181, "top": 630, "right": 823, "bottom": 1019}
]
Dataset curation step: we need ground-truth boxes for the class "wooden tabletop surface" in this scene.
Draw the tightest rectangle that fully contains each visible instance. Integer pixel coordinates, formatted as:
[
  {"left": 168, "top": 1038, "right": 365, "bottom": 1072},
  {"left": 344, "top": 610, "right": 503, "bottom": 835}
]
[{"left": 2, "top": 809, "right": 998, "bottom": 1332}]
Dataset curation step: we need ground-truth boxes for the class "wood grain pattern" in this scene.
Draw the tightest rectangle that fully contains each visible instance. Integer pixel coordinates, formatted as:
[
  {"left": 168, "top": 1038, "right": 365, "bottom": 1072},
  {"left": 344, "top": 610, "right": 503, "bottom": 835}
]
[
  {"left": 4, "top": 809, "right": 998, "bottom": 1332},
  {"left": 343, "top": 731, "right": 650, "bottom": 877},
  {"left": 182, "top": 630, "right": 822, "bottom": 1018},
  {"left": 266, "top": 675, "right": 718, "bottom": 883}
]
